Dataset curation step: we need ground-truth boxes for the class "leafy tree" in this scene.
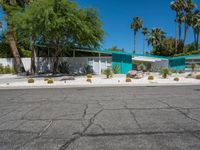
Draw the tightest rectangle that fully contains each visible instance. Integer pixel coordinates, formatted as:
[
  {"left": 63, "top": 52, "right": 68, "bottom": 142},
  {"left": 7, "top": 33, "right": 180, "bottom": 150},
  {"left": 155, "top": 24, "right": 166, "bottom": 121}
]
[
  {"left": 14, "top": 0, "right": 104, "bottom": 73},
  {"left": 130, "top": 17, "right": 143, "bottom": 54},
  {"left": 108, "top": 46, "right": 124, "bottom": 52}
]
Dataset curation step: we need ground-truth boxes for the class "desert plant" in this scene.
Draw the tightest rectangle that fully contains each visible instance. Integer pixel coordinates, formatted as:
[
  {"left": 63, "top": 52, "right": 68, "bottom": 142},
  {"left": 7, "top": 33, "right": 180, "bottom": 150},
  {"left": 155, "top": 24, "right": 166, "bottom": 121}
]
[
  {"left": 86, "top": 78, "right": 92, "bottom": 83},
  {"left": 126, "top": 77, "right": 132, "bottom": 82},
  {"left": 0, "top": 65, "right": 15, "bottom": 74},
  {"left": 174, "top": 77, "right": 179, "bottom": 81},
  {"left": 0, "top": 65, "right": 4, "bottom": 74},
  {"left": 85, "top": 65, "right": 94, "bottom": 74},
  {"left": 179, "top": 70, "right": 184, "bottom": 74},
  {"left": 139, "top": 63, "right": 146, "bottom": 72},
  {"left": 113, "top": 65, "right": 120, "bottom": 74},
  {"left": 196, "top": 74, "right": 200, "bottom": 80},
  {"left": 160, "top": 68, "right": 171, "bottom": 78},
  {"left": 47, "top": 79, "right": 54, "bottom": 84},
  {"left": 148, "top": 75, "right": 154, "bottom": 80},
  {"left": 28, "top": 78, "right": 34, "bottom": 83},
  {"left": 44, "top": 78, "right": 49, "bottom": 81},
  {"left": 191, "top": 63, "right": 197, "bottom": 72},
  {"left": 86, "top": 74, "right": 92, "bottom": 78},
  {"left": 103, "top": 68, "right": 113, "bottom": 78},
  {"left": 58, "top": 61, "right": 70, "bottom": 74}
]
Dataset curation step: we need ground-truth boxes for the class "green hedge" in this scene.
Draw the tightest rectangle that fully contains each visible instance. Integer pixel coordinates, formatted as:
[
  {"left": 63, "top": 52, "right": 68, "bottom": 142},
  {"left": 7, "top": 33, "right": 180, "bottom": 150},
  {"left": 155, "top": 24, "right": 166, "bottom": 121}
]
[{"left": 173, "top": 50, "right": 200, "bottom": 57}]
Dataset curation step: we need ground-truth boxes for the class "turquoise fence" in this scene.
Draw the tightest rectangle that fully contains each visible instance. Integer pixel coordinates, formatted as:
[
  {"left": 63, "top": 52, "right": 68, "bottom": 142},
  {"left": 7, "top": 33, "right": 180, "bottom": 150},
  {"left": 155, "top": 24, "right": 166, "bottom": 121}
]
[{"left": 112, "top": 52, "right": 132, "bottom": 74}]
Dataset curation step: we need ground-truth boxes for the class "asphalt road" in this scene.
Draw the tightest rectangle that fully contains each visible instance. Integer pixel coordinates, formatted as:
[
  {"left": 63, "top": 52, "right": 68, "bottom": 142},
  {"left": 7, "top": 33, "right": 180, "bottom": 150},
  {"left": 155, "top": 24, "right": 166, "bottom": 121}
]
[{"left": 0, "top": 86, "right": 200, "bottom": 150}]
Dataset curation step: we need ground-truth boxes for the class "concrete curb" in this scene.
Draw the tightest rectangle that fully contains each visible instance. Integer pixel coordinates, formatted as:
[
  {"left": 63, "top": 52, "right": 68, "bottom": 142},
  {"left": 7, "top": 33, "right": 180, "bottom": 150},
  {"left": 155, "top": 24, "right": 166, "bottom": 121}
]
[{"left": 0, "top": 83, "right": 200, "bottom": 90}]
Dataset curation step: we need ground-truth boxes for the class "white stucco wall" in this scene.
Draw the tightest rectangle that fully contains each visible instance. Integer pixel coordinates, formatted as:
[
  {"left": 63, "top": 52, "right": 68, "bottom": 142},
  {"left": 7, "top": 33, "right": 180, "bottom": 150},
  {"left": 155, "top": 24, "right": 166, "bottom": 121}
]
[{"left": 0, "top": 57, "right": 112, "bottom": 74}]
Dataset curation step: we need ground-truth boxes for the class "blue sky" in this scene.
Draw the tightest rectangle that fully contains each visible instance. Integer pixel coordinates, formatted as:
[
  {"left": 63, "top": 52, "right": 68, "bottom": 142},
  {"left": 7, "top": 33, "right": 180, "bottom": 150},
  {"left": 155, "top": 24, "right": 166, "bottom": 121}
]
[
  {"left": 1, "top": 0, "right": 200, "bottom": 53},
  {"left": 76, "top": 0, "right": 200, "bottom": 53}
]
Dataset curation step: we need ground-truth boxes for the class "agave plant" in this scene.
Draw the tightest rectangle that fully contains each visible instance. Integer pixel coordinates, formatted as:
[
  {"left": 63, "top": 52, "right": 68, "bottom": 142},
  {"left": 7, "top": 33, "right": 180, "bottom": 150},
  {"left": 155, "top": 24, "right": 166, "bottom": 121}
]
[
  {"left": 103, "top": 68, "right": 113, "bottom": 78},
  {"left": 160, "top": 68, "right": 172, "bottom": 78},
  {"left": 113, "top": 65, "right": 120, "bottom": 74},
  {"left": 191, "top": 63, "right": 197, "bottom": 72}
]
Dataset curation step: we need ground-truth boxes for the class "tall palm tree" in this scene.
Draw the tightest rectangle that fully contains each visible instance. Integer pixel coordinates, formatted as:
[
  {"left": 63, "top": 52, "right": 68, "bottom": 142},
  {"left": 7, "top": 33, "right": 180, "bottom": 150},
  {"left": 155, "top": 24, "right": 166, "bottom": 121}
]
[
  {"left": 170, "top": 0, "right": 184, "bottom": 51},
  {"left": 142, "top": 27, "right": 148, "bottom": 54},
  {"left": 148, "top": 28, "right": 166, "bottom": 49},
  {"left": 192, "top": 11, "right": 200, "bottom": 50},
  {"left": 182, "top": 0, "right": 196, "bottom": 45},
  {"left": 130, "top": 17, "right": 143, "bottom": 54}
]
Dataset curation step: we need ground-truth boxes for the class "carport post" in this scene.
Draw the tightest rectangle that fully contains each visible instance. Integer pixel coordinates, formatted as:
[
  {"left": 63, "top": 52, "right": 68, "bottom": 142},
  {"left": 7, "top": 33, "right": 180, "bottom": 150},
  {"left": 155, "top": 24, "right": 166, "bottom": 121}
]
[{"left": 98, "top": 52, "right": 101, "bottom": 74}]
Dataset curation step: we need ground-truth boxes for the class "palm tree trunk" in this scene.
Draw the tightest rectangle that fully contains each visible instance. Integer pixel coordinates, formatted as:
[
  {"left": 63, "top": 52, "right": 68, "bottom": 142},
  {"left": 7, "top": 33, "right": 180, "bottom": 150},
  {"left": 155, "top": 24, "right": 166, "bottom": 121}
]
[
  {"left": 8, "top": 31, "right": 25, "bottom": 74},
  {"left": 183, "top": 21, "right": 188, "bottom": 45},
  {"left": 143, "top": 36, "right": 145, "bottom": 54},
  {"left": 179, "top": 22, "right": 182, "bottom": 41},
  {"left": 134, "top": 30, "right": 136, "bottom": 54},
  {"left": 175, "top": 13, "right": 179, "bottom": 52},
  {"left": 197, "top": 32, "right": 199, "bottom": 50},
  {"left": 193, "top": 29, "right": 197, "bottom": 50},
  {"left": 30, "top": 33, "right": 36, "bottom": 74}
]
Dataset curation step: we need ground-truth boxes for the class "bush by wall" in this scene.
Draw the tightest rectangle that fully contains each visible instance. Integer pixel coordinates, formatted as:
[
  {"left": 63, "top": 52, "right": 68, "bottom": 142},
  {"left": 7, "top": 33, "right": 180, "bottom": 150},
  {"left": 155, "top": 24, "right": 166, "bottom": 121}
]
[{"left": 0, "top": 65, "right": 16, "bottom": 74}]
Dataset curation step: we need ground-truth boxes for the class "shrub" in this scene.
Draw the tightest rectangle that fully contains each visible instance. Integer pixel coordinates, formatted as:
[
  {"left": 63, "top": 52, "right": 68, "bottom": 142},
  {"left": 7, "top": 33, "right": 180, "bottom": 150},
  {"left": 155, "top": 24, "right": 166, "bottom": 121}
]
[
  {"left": 0, "top": 65, "right": 4, "bottom": 74},
  {"left": 191, "top": 63, "right": 197, "bottom": 72},
  {"left": 0, "top": 65, "right": 16, "bottom": 74},
  {"left": 179, "top": 70, "right": 184, "bottom": 74},
  {"left": 86, "top": 74, "right": 92, "bottom": 78},
  {"left": 148, "top": 75, "right": 154, "bottom": 80},
  {"left": 139, "top": 63, "right": 146, "bottom": 72},
  {"left": 103, "top": 68, "right": 113, "bottom": 78},
  {"left": 28, "top": 78, "right": 34, "bottom": 83},
  {"left": 160, "top": 68, "right": 171, "bottom": 78},
  {"left": 174, "top": 77, "right": 179, "bottom": 81},
  {"left": 85, "top": 65, "right": 94, "bottom": 74},
  {"left": 196, "top": 74, "right": 200, "bottom": 80},
  {"left": 126, "top": 77, "right": 132, "bottom": 82},
  {"left": 113, "top": 65, "right": 120, "bottom": 74},
  {"left": 86, "top": 78, "right": 92, "bottom": 83},
  {"left": 47, "top": 79, "right": 54, "bottom": 84},
  {"left": 58, "top": 61, "right": 70, "bottom": 74},
  {"left": 171, "top": 70, "right": 177, "bottom": 74},
  {"left": 44, "top": 78, "right": 49, "bottom": 81}
]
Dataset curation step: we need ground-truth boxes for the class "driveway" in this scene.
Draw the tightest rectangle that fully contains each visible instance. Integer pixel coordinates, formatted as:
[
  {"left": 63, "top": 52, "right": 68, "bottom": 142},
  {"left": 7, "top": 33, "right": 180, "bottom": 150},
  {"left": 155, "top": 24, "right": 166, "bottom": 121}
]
[{"left": 0, "top": 86, "right": 200, "bottom": 150}]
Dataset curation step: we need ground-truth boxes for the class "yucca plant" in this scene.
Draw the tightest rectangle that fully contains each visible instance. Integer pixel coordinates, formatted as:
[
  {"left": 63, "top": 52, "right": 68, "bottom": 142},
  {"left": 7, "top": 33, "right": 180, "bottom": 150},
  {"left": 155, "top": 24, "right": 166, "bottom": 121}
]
[
  {"left": 160, "top": 68, "right": 171, "bottom": 79},
  {"left": 103, "top": 68, "right": 113, "bottom": 78}
]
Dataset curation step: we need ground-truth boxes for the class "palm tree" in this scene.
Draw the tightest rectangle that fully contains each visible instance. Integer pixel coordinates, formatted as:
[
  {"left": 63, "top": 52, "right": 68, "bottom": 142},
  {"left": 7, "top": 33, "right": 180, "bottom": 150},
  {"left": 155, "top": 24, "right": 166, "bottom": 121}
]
[
  {"left": 170, "top": 0, "right": 184, "bottom": 51},
  {"left": 148, "top": 28, "right": 166, "bottom": 48},
  {"left": 191, "top": 10, "right": 200, "bottom": 50},
  {"left": 0, "top": 0, "right": 28, "bottom": 73},
  {"left": 130, "top": 17, "right": 143, "bottom": 54},
  {"left": 182, "top": 0, "right": 197, "bottom": 45},
  {"left": 142, "top": 27, "right": 148, "bottom": 54},
  {"left": 193, "top": 12, "right": 200, "bottom": 50}
]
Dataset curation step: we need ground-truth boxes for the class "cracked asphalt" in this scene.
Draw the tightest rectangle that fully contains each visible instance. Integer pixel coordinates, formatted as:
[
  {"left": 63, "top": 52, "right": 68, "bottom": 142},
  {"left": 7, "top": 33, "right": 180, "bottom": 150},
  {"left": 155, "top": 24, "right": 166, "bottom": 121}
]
[{"left": 0, "top": 86, "right": 200, "bottom": 150}]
